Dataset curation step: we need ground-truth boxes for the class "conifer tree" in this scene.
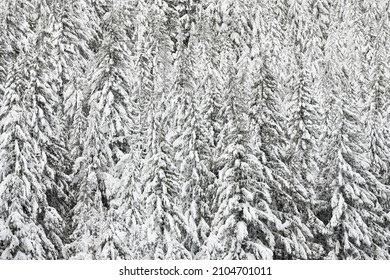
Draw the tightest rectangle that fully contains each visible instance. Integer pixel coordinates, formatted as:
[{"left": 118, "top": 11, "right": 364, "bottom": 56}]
[
  {"left": 0, "top": 57, "right": 55, "bottom": 260},
  {"left": 0, "top": 20, "right": 67, "bottom": 258},
  {"left": 250, "top": 56, "right": 325, "bottom": 260},
  {"left": 0, "top": 0, "right": 36, "bottom": 100},
  {"left": 132, "top": 0, "right": 157, "bottom": 161},
  {"left": 198, "top": 0, "right": 224, "bottom": 167},
  {"left": 96, "top": 203, "right": 131, "bottom": 259},
  {"left": 211, "top": 55, "right": 276, "bottom": 259},
  {"left": 68, "top": 5, "right": 135, "bottom": 259},
  {"left": 52, "top": 0, "right": 99, "bottom": 161},
  {"left": 358, "top": 1, "right": 390, "bottom": 192},
  {"left": 141, "top": 103, "right": 191, "bottom": 260},
  {"left": 284, "top": 0, "right": 321, "bottom": 203},
  {"left": 248, "top": 2, "right": 325, "bottom": 259},
  {"left": 319, "top": 48, "right": 390, "bottom": 258},
  {"left": 67, "top": 103, "right": 112, "bottom": 259},
  {"left": 171, "top": 33, "right": 215, "bottom": 257},
  {"left": 83, "top": 4, "right": 137, "bottom": 164},
  {"left": 112, "top": 151, "right": 144, "bottom": 259}
]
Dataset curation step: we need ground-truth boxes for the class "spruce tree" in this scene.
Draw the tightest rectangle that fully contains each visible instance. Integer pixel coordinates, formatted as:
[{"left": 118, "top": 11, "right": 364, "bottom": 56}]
[
  {"left": 0, "top": 28, "right": 67, "bottom": 259},
  {"left": 204, "top": 45, "right": 280, "bottom": 259},
  {"left": 67, "top": 103, "right": 112, "bottom": 259},
  {"left": 171, "top": 34, "right": 215, "bottom": 257},
  {"left": 141, "top": 104, "right": 191, "bottom": 260},
  {"left": 319, "top": 53, "right": 390, "bottom": 258}
]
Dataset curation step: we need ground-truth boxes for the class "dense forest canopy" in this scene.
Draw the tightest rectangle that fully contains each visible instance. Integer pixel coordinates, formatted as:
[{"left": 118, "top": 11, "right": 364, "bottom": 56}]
[{"left": 0, "top": 0, "right": 389, "bottom": 260}]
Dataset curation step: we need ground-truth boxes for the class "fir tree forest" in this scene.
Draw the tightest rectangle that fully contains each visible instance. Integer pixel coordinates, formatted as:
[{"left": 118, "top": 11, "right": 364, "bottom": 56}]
[{"left": 0, "top": 0, "right": 389, "bottom": 260}]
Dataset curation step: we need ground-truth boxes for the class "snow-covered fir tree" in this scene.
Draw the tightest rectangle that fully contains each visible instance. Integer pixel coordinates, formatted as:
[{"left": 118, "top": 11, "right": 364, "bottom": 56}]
[
  {"left": 171, "top": 33, "right": 215, "bottom": 257},
  {"left": 0, "top": 29, "right": 67, "bottom": 259},
  {"left": 52, "top": 0, "right": 100, "bottom": 163},
  {"left": 66, "top": 101, "right": 113, "bottom": 259},
  {"left": 141, "top": 102, "right": 191, "bottom": 260},
  {"left": 318, "top": 41, "right": 390, "bottom": 258},
  {"left": 284, "top": 0, "right": 321, "bottom": 206},
  {"left": 203, "top": 42, "right": 279, "bottom": 259},
  {"left": 83, "top": 4, "right": 137, "bottom": 164}
]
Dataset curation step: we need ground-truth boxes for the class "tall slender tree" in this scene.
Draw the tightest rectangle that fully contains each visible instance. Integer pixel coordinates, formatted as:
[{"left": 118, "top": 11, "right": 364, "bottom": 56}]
[
  {"left": 141, "top": 103, "right": 191, "bottom": 260},
  {"left": 0, "top": 13, "right": 68, "bottom": 257},
  {"left": 319, "top": 44, "right": 390, "bottom": 258}
]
